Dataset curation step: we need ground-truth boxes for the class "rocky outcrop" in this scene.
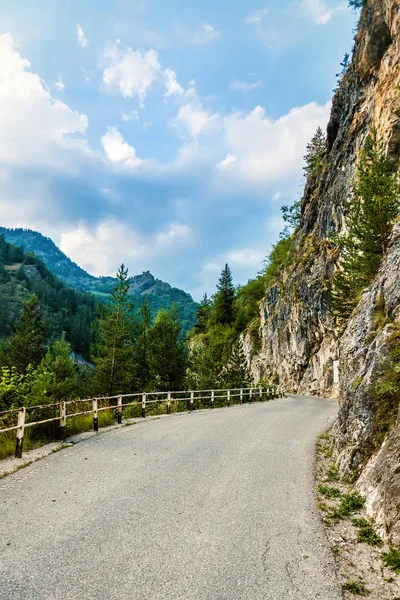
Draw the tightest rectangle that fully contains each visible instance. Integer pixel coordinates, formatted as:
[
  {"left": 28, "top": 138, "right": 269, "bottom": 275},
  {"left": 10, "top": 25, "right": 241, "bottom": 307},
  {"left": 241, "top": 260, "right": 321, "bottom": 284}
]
[
  {"left": 246, "top": 0, "right": 400, "bottom": 396},
  {"left": 335, "top": 221, "right": 400, "bottom": 543},
  {"left": 245, "top": 0, "right": 400, "bottom": 542}
]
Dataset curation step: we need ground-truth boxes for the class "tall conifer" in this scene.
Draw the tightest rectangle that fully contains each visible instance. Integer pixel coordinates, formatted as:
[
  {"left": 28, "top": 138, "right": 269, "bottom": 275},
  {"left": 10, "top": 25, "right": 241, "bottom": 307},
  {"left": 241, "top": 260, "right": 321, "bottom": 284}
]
[
  {"left": 11, "top": 294, "right": 47, "bottom": 373},
  {"left": 92, "top": 264, "right": 135, "bottom": 396}
]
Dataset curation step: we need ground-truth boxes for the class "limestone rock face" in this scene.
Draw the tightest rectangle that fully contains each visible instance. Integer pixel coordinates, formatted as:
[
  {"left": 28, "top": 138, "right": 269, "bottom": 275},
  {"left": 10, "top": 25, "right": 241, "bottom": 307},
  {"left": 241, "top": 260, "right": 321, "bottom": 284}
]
[
  {"left": 245, "top": 0, "right": 400, "bottom": 541},
  {"left": 247, "top": 0, "right": 400, "bottom": 397}
]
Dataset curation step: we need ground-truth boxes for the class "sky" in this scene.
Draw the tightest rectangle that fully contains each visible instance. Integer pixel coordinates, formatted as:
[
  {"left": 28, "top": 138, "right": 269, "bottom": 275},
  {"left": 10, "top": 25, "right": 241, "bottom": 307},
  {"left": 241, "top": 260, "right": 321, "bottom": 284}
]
[{"left": 0, "top": 0, "right": 357, "bottom": 299}]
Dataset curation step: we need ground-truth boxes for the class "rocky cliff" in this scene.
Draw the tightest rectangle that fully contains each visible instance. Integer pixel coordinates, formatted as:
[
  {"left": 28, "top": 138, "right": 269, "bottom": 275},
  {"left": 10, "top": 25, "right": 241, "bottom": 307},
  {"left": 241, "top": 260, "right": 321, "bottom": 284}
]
[{"left": 245, "top": 0, "right": 400, "bottom": 542}]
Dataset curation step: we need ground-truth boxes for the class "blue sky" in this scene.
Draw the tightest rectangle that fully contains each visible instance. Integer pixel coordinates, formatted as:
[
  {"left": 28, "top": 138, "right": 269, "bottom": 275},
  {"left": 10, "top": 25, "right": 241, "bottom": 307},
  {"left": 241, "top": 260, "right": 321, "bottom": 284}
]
[{"left": 0, "top": 0, "right": 356, "bottom": 299}]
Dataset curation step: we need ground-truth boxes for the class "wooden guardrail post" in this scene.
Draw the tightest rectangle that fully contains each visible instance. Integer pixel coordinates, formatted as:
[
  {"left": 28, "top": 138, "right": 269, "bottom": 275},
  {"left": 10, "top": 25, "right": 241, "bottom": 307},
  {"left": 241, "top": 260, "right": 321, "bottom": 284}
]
[
  {"left": 142, "top": 393, "right": 146, "bottom": 418},
  {"left": 240, "top": 388, "right": 243, "bottom": 405},
  {"left": 60, "top": 401, "right": 67, "bottom": 441},
  {"left": 15, "top": 407, "right": 26, "bottom": 458},
  {"left": 227, "top": 389, "right": 230, "bottom": 407},
  {"left": 259, "top": 386, "right": 262, "bottom": 401},
  {"left": 211, "top": 390, "right": 215, "bottom": 408},
  {"left": 190, "top": 391, "right": 194, "bottom": 412},
  {"left": 249, "top": 388, "right": 253, "bottom": 403},
  {"left": 93, "top": 398, "right": 98, "bottom": 431},
  {"left": 167, "top": 392, "right": 171, "bottom": 414},
  {"left": 117, "top": 395, "right": 122, "bottom": 424}
]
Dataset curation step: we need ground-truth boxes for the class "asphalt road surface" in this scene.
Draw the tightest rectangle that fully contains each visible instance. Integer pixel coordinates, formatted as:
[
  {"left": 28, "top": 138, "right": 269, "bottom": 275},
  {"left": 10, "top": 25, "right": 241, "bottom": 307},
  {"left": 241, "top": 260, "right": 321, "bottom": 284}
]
[{"left": 0, "top": 394, "right": 341, "bottom": 600}]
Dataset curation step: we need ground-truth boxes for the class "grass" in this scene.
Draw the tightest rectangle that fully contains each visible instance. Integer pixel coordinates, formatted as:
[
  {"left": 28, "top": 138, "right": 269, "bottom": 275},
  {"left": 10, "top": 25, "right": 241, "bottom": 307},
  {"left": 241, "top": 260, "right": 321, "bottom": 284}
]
[
  {"left": 352, "top": 518, "right": 383, "bottom": 547},
  {"left": 382, "top": 548, "right": 400, "bottom": 574},
  {"left": 337, "top": 491, "right": 366, "bottom": 517},
  {"left": 342, "top": 579, "right": 370, "bottom": 596},
  {"left": 325, "top": 461, "right": 340, "bottom": 482},
  {"left": 318, "top": 484, "right": 342, "bottom": 499},
  {"left": 316, "top": 432, "right": 334, "bottom": 458},
  {"left": 324, "top": 492, "right": 366, "bottom": 523}
]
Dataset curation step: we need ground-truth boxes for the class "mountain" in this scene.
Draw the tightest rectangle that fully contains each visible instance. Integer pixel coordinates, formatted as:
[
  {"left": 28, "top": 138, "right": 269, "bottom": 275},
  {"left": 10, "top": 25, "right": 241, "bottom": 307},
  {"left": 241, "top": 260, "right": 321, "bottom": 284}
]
[
  {"left": 241, "top": 0, "right": 400, "bottom": 545},
  {"left": 0, "top": 227, "right": 197, "bottom": 336},
  {"left": 0, "top": 234, "right": 96, "bottom": 359}
]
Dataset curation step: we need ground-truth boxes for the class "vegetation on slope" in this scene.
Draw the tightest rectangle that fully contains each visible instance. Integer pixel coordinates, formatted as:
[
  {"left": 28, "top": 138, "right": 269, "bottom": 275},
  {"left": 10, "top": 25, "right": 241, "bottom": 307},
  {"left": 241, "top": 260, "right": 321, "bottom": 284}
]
[{"left": 0, "top": 227, "right": 197, "bottom": 336}]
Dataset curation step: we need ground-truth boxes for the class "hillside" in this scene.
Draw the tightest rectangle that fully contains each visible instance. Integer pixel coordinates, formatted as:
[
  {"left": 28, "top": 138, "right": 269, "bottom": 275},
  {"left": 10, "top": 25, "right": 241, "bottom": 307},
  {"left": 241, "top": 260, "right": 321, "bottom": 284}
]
[
  {"left": 241, "top": 0, "right": 400, "bottom": 545},
  {"left": 0, "top": 235, "right": 96, "bottom": 359},
  {"left": 0, "top": 227, "right": 197, "bottom": 336}
]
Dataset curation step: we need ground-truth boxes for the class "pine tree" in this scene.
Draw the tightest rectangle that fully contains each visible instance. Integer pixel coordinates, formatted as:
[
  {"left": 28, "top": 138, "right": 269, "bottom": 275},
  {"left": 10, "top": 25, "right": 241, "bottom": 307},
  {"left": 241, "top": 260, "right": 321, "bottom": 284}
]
[
  {"left": 333, "top": 53, "right": 350, "bottom": 92},
  {"left": 134, "top": 299, "right": 152, "bottom": 390},
  {"left": 39, "top": 333, "right": 76, "bottom": 403},
  {"left": 92, "top": 264, "right": 136, "bottom": 396},
  {"left": 213, "top": 264, "right": 235, "bottom": 326},
  {"left": 194, "top": 293, "right": 211, "bottom": 334},
  {"left": 303, "top": 127, "right": 327, "bottom": 176},
  {"left": 11, "top": 294, "right": 47, "bottom": 373},
  {"left": 332, "top": 129, "right": 400, "bottom": 324},
  {"left": 222, "top": 340, "right": 251, "bottom": 388},
  {"left": 148, "top": 307, "right": 186, "bottom": 391}
]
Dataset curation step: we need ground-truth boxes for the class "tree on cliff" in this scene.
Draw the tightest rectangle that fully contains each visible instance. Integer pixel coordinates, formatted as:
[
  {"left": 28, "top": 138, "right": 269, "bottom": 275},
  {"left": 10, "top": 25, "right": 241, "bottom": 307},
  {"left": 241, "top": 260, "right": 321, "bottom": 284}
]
[
  {"left": 92, "top": 264, "right": 135, "bottom": 396},
  {"left": 213, "top": 264, "right": 236, "bottom": 326},
  {"left": 332, "top": 129, "right": 400, "bottom": 323},
  {"left": 303, "top": 127, "right": 327, "bottom": 176}
]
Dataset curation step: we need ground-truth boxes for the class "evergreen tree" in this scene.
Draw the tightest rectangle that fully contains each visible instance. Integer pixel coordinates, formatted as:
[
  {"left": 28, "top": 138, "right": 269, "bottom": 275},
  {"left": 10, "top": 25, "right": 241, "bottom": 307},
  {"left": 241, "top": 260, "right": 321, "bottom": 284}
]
[
  {"left": 134, "top": 298, "right": 152, "bottom": 390},
  {"left": 221, "top": 340, "right": 251, "bottom": 388},
  {"left": 92, "top": 264, "right": 135, "bottom": 396},
  {"left": 333, "top": 52, "right": 350, "bottom": 92},
  {"left": 39, "top": 333, "right": 76, "bottom": 403},
  {"left": 281, "top": 200, "right": 301, "bottom": 232},
  {"left": 148, "top": 307, "right": 186, "bottom": 391},
  {"left": 11, "top": 294, "right": 47, "bottom": 373},
  {"left": 303, "top": 127, "right": 327, "bottom": 176},
  {"left": 194, "top": 294, "right": 211, "bottom": 334},
  {"left": 213, "top": 264, "right": 235, "bottom": 326},
  {"left": 332, "top": 129, "right": 400, "bottom": 324}
]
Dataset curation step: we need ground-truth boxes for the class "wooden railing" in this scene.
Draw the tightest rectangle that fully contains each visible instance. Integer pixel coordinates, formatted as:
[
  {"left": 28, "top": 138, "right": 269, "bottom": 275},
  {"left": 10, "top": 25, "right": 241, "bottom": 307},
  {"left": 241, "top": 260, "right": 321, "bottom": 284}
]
[{"left": 0, "top": 386, "right": 285, "bottom": 459}]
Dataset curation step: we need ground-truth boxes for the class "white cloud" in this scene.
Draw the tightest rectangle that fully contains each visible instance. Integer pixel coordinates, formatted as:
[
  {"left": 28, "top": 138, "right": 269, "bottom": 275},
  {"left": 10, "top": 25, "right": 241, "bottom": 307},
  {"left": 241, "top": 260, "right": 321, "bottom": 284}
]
[
  {"left": 216, "top": 153, "right": 237, "bottom": 170},
  {"left": 217, "top": 102, "right": 331, "bottom": 185},
  {"left": 102, "top": 44, "right": 161, "bottom": 103},
  {"left": 230, "top": 80, "right": 262, "bottom": 92},
  {"left": 174, "top": 92, "right": 220, "bottom": 139},
  {"left": 154, "top": 223, "right": 193, "bottom": 249},
  {"left": 194, "top": 24, "right": 221, "bottom": 44},
  {"left": 54, "top": 77, "right": 65, "bottom": 92},
  {"left": 101, "top": 127, "right": 143, "bottom": 168},
  {"left": 122, "top": 109, "right": 139, "bottom": 122},
  {"left": 143, "top": 122, "right": 152, "bottom": 130},
  {"left": 60, "top": 219, "right": 194, "bottom": 276},
  {"left": 76, "top": 24, "right": 89, "bottom": 48},
  {"left": 164, "top": 68, "right": 184, "bottom": 97},
  {"left": 245, "top": 8, "right": 268, "bottom": 25},
  {"left": 301, "top": 0, "right": 346, "bottom": 25},
  {"left": 0, "top": 33, "right": 88, "bottom": 167},
  {"left": 227, "top": 248, "right": 265, "bottom": 268}
]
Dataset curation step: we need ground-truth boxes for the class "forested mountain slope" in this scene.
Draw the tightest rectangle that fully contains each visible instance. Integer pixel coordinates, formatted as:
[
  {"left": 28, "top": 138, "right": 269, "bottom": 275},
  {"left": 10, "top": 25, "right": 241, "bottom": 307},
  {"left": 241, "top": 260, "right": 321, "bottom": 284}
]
[
  {"left": 0, "top": 227, "right": 197, "bottom": 336},
  {"left": 241, "top": 0, "right": 400, "bottom": 544},
  {"left": 0, "top": 235, "right": 96, "bottom": 358}
]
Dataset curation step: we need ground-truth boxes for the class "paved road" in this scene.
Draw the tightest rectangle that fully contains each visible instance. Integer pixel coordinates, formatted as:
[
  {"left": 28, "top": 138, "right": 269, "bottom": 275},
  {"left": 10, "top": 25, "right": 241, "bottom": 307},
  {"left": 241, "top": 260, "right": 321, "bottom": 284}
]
[{"left": 0, "top": 395, "right": 340, "bottom": 600}]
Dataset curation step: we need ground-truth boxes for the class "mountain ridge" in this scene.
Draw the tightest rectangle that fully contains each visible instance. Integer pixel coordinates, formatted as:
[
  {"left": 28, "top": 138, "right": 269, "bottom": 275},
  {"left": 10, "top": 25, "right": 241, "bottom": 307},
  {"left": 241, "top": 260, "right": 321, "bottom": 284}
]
[{"left": 0, "top": 227, "right": 197, "bottom": 335}]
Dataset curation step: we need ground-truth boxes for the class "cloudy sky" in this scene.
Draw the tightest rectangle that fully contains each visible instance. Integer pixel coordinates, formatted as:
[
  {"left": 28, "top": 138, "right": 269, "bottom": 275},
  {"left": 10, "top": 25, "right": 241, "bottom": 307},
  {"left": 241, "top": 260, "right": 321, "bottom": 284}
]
[{"left": 0, "top": 0, "right": 356, "bottom": 299}]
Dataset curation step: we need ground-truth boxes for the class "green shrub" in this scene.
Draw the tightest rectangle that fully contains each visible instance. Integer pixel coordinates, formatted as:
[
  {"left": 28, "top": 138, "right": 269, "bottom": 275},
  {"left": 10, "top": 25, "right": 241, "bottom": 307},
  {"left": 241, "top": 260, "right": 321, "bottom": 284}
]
[
  {"left": 382, "top": 548, "right": 400, "bottom": 574},
  {"left": 318, "top": 484, "right": 342, "bottom": 499},
  {"left": 352, "top": 518, "right": 383, "bottom": 546},
  {"left": 342, "top": 579, "right": 369, "bottom": 596},
  {"left": 337, "top": 491, "right": 366, "bottom": 516}
]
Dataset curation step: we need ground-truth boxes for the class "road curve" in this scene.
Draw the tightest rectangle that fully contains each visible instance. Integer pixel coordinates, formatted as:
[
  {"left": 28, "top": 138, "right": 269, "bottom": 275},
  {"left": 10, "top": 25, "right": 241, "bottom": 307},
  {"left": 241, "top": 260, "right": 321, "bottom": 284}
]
[{"left": 0, "top": 394, "right": 340, "bottom": 600}]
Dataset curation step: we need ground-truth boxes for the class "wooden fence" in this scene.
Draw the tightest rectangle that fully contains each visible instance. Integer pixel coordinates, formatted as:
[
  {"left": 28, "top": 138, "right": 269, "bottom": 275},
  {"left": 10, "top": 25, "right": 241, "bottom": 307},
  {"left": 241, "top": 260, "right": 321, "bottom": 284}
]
[{"left": 0, "top": 386, "right": 284, "bottom": 459}]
